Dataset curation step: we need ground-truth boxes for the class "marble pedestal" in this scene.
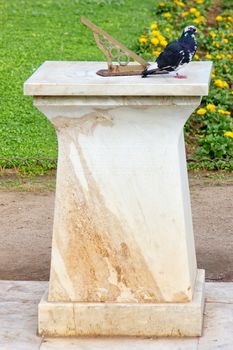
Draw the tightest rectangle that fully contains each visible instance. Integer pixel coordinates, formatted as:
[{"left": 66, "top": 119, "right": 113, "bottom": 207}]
[{"left": 24, "top": 61, "right": 212, "bottom": 337}]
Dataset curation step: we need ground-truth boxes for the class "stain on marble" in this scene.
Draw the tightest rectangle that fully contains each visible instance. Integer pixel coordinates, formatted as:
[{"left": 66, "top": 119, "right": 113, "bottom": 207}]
[
  {"left": 39, "top": 336, "right": 198, "bottom": 350},
  {"left": 53, "top": 109, "right": 114, "bottom": 134},
  {"left": 172, "top": 290, "right": 190, "bottom": 303},
  {"left": 48, "top": 135, "right": 164, "bottom": 303}
]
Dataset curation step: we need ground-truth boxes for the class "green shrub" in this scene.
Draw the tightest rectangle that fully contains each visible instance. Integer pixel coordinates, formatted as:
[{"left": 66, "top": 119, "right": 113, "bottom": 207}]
[{"left": 135, "top": 0, "right": 233, "bottom": 170}]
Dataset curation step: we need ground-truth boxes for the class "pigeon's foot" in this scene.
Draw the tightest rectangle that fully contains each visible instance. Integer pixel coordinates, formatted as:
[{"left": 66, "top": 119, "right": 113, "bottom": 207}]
[{"left": 174, "top": 74, "right": 187, "bottom": 79}]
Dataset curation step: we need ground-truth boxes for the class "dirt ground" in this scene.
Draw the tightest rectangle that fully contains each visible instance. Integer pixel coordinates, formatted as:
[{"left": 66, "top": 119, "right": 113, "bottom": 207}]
[{"left": 0, "top": 173, "right": 232, "bottom": 281}]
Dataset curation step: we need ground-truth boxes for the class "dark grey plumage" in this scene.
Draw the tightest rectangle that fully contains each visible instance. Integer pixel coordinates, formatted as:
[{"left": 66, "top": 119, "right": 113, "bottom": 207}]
[{"left": 142, "top": 25, "right": 197, "bottom": 78}]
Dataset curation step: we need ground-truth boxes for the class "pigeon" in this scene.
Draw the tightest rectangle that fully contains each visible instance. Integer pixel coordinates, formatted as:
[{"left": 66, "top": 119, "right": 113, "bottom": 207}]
[{"left": 142, "top": 25, "right": 197, "bottom": 79}]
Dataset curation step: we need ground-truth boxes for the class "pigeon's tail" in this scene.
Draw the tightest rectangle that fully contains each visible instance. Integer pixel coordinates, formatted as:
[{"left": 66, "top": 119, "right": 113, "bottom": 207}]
[
  {"left": 142, "top": 68, "right": 159, "bottom": 77},
  {"left": 141, "top": 62, "right": 159, "bottom": 78}
]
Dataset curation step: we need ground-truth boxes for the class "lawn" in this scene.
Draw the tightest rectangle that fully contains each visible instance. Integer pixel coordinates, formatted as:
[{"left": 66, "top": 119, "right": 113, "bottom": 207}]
[{"left": 0, "top": 0, "right": 157, "bottom": 173}]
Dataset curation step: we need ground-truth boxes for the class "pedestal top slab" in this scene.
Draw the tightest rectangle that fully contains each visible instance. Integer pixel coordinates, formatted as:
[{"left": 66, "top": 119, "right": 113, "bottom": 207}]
[{"left": 24, "top": 61, "right": 212, "bottom": 97}]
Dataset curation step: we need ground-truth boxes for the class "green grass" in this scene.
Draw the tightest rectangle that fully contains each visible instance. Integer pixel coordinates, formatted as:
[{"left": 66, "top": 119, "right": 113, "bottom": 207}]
[
  {"left": 0, "top": 171, "right": 56, "bottom": 191},
  {"left": 0, "top": 0, "right": 157, "bottom": 173}
]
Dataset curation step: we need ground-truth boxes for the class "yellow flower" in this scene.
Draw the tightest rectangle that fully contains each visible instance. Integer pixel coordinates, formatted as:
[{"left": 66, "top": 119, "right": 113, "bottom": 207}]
[
  {"left": 206, "top": 54, "right": 212, "bottom": 59},
  {"left": 215, "top": 43, "right": 220, "bottom": 48},
  {"left": 216, "top": 54, "right": 222, "bottom": 59},
  {"left": 210, "top": 31, "right": 217, "bottom": 38},
  {"left": 174, "top": 0, "right": 185, "bottom": 7},
  {"left": 181, "top": 11, "right": 189, "bottom": 17},
  {"left": 223, "top": 38, "right": 229, "bottom": 43},
  {"left": 224, "top": 132, "right": 233, "bottom": 138},
  {"left": 196, "top": 108, "right": 207, "bottom": 115},
  {"left": 216, "top": 15, "right": 223, "bottom": 22},
  {"left": 160, "top": 39, "right": 168, "bottom": 47},
  {"left": 227, "top": 16, "right": 233, "bottom": 22},
  {"left": 194, "top": 16, "right": 205, "bottom": 24},
  {"left": 227, "top": 54, "right": 232, "bottom": 59},
  {"left": 206, "top": 104, "right": 216, "bottom": 112},
  {"left": 151, "top": 37, "right": 159, "bottom": 45},
  {"left": 165, "top": 27, "right": 171, "bottom": 32},
  {"left": 157, "top": 34, "right": 165, "bottom": 41},
  {"left": 190, "top": 8, "right": 197, "bottom": 13},
  {"left": 139, "top": 37, "right": 147, "bottom": 44},
  {"left": 195, "top": 0, "right": 204, "bottom": 3},
  {"left": 153, "top": 50, "right": 161, "bottom": 56},
  {"left": 159, "top": 2, "right": 165, "bottom": 6},
  {"left": 195, "top": 53, "right": 199, "bottom": 59},
  {"left": 214, "top": 79, "right": 223, "bottom": 87},
  {"left": 212, "top": 73, "right": 215, "bottom": 78},
  {"left": 151, "top": 30, "right": 159, "bottom": 36},
  {"left": 164, "top": 13, "right": 172, "bottom": 18},
  {"left": 218, "top": 109, "right": 231, "bottom": 115},
  {"left": 150, "top": 23, "right": 158, "bottom": 30},
  {"left": 222, "top": 81, "right": 229, "bottom": 88},
  {"left": 152, "top": 30, "right": 161, "bottom": 37},
  {"left": 194, "top": 10, "right": 201, "bottom": 17}
]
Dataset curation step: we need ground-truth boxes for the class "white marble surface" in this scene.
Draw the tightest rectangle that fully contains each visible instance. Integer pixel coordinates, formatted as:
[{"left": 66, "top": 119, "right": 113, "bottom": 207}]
[
  {"left": 38, "top": 270, "right": 205, "bottom": 337},
  {"left": 40, "top": 337, "right": 199, "bottom": 349},
  {"left": 0, "top": 281, "right": 46, "bottom": 350},
  {"left": 199, "top": 303, "right": 233, "bottom": 350},
  {"left": 0, "top": 281, "right": 232, "bottom": 349},
  {"left": 0, "top": 280, "right": 47, "bottom": 302},
  {"left": 34, "top": 96, "right": 200, "bottom": 306},
  {"left": 204, "top": 283, "right": 233, "bottom": 303},
  {"left": 32, "top": 94, "right": 203, "bottom": 336},
  {"left": 24, "top": 62, "right": 212, "bottom": 336},
  {"left": 24, "top": 61, "right": 212, "bottom": 96}
]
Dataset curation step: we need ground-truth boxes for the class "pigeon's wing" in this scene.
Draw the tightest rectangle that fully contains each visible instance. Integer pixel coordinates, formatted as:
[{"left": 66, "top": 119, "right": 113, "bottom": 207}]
[{"left": 157, "top": 41, "right": 185, "bottom": 71}]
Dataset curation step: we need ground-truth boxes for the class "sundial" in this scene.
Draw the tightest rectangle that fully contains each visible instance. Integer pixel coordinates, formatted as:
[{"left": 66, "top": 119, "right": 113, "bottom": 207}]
[{"left": 80, "top": 16, "right": 149, "bottom": 76}]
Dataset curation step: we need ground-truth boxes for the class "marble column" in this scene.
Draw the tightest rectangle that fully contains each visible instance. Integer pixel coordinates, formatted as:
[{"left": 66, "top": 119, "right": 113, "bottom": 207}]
[{"left": 24, "top": 61, "right": 212, "bottom": 337}]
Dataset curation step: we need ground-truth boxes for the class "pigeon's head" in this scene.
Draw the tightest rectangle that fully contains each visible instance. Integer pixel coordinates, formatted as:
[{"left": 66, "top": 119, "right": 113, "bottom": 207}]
[{"left": 184, "top": 25, "right": 197, "bottom": 35}]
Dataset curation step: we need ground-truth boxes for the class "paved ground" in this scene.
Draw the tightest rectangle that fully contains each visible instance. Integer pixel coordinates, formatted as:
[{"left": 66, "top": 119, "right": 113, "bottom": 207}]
[
  {"left": 0, "top": 280, "right": 233, "bottom": 349},
  {"left": 0, "top": 173, "right": 232, "bottom": 281}
]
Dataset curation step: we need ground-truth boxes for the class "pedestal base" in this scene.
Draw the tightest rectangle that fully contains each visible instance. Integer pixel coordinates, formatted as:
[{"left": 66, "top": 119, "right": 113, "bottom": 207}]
[{"left": 38, "top": 270, "right": 205, "bottom": 337}]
